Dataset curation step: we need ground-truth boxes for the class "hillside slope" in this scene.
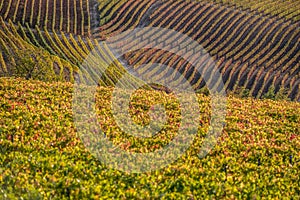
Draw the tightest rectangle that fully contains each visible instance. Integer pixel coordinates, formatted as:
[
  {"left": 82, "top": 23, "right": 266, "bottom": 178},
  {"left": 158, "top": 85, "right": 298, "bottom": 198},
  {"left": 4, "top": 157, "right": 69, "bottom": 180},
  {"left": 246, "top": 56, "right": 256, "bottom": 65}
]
[
  {"left": 0, "top": 0, "right": 299, "bottom": 100},
  {"left": 0, "top": 77, "right": 299, "bottom": 198}
]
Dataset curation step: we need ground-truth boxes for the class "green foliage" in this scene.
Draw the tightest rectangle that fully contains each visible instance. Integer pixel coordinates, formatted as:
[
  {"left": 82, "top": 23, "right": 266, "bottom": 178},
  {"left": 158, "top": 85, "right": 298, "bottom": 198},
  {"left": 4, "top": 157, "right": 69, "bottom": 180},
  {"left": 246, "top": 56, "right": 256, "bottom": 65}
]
[
  {"left": 0, "top": 0, "right": 299, "bottom": 100},
  {"left": 0, "top": 78, "right": 299, "bottom": 199},
  {"left": 196, "top": 86, "right": 210, "bottom": 96},
  {"left": 11, "top": 48, "right": 57, "bottom": 82},
  {"left": 274, "top": 87, "right": 290, "bottom": 101},
  {"left": 240, "top": 87, "right": 250, "bottom": 98},
  {"left": 227, "top": 86, "right": 250, "bottom": 99},
  {"left": 262, "top": 86, "right": 276, "bottom": 100},
  {"left": 262, "top": 86, "right": 290, "bottom": 101}
]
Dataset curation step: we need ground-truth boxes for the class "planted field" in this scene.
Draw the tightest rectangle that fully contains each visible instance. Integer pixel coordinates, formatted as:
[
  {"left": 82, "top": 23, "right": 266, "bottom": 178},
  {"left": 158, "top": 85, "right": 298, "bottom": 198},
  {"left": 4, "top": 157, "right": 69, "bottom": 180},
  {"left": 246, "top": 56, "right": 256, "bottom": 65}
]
[
  {"left": 97, "top": 0, "right": 300, "bottom": 100},
  {"left": 0, "top": 15, "right": 143, "bottom": 87},
  {"left": 0, "top": 0, "right": 93, "bottom": 36},
  {"left": 210, "top": 0, "right": 300, "bottom": 24},
  {"left": 0, "top": 0, "right": 298, "bottom": 100},
  {"left": 0, "top": 1, "right": 299, "bottom": 198},
  {"left": 0, "top": 78, "right": 300, "bottom": 198}
]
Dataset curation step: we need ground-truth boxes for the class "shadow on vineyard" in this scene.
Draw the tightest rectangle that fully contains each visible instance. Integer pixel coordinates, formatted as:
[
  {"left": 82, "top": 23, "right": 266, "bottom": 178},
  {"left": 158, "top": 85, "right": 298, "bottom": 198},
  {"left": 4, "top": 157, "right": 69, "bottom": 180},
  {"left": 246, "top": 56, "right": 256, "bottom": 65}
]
[{"left": 0, "top": 0, "right": 299, "bottom": 199}]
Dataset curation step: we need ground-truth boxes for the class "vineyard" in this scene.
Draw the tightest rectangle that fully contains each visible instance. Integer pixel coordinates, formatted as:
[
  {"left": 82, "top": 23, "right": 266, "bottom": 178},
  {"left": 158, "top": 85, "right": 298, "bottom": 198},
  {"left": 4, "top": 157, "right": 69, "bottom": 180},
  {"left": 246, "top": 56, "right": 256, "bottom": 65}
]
[
  {"left": 210, "top": 0, "right": 300, "bottom": 24},
  {"left": 0, "top": 0, "right": 299, "bottom": 100},
  {"left": 0, "top": 78, "right": 300, "bottom": 198},
  {"left": 0, "top": 0, "right": 95, "bottom": 36},
  {"left": 0, "top": 0, "right": 300, "bottom": 199},
  {"left": 95, "top": 0, "right": 300, "bottom": 100}
]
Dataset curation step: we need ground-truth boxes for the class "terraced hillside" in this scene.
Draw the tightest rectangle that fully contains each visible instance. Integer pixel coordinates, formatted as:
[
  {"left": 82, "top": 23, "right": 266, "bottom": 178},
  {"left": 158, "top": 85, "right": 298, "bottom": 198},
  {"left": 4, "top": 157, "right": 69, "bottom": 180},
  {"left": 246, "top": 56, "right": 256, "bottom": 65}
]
[
  {"left": 0, "top": 1, "right": 300, "bottom": 198},
  {"left": 0, "top": 0, "right": 99, "bottom": 36},
  {"left": 211, "top": 0, "right": 300, "bottom": 24},
  {"left": 95, "top": 0, "right": 300, "bottom": 100},
  {"left": 0, "top": 16, "right": 140, "bottom": 87},
  {"left": 0, "top": 0, "right": 299, "bottom": 100}
]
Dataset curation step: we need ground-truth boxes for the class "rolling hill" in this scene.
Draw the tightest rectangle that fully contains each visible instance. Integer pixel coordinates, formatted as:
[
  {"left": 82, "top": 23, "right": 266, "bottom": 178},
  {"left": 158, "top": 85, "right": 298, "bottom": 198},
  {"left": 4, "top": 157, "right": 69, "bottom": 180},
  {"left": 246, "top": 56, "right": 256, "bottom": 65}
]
[{"left": 0, "top": 0, "right": 299, "bottom": 100}]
